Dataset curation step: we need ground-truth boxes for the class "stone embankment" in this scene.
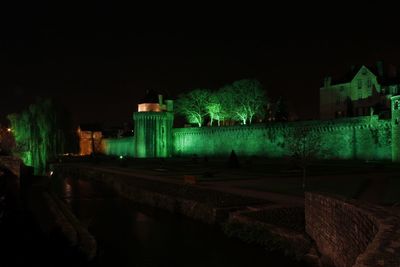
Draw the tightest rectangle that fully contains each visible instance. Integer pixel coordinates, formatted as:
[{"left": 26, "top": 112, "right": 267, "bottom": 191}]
[
  {"left": 53, "top": 164, "right": 313, "bottom": 262},
  {"left": 53, "top": 164, "right": 270, "bottom": 224},
  {"left": 306, "top": 192, "right": 400, "bottom": 267},
  {"left": 53, "top": 164, "right": 400, "bottom": 267}
]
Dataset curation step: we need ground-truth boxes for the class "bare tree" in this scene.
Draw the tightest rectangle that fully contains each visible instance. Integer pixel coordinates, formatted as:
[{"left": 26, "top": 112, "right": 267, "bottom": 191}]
[
  {"left": 175, "top": 89, "right": 210, "bottom": 127},
  {"left": 231, "top": 79, "right": 268, "bottom": 124},
  {"left": 176, "top": 80, "right": 267, "bottom": 127},
  {"left": 206, "top": 89, "right": 230, "bottom": 126},
  {"left": 286, "top": 127, "right": 322, "bottom": 189}
]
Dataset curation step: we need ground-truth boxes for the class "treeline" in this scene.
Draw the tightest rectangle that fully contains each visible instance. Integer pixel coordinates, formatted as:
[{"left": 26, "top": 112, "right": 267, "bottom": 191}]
[{"left": 175, "top": 79, "right": 268, "bottom": 127}]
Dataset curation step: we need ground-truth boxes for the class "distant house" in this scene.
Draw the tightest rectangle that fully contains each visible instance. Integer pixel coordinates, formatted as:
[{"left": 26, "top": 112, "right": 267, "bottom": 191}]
[
  {"left": 77, "top": 124, "right": 103, "bottom": 155},
  {"left": 320, "top": 61, "right": 400, "bottom": 119}
]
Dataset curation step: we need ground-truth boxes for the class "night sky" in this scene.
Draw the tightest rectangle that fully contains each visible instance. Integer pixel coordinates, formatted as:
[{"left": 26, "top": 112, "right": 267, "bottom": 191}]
[{"left": 1, "top": 3, "right": 400, "bottom": 127}]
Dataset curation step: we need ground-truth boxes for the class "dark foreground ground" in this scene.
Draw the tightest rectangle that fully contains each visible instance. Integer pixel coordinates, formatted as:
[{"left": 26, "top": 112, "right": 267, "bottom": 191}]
[{"left": 0, "top": 169, "right": 91, "bottom": 267}]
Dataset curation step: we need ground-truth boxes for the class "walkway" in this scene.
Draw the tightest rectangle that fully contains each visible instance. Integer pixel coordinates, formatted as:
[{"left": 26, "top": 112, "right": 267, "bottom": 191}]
[{"left": 66, "top": 163, "right": 305, "bottom": 207}]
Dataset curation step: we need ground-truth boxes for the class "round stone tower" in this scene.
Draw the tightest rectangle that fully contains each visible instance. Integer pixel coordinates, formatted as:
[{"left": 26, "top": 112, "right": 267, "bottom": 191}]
[
  {"left": 133, "top": 91, "right": 174, "bottom": 158},
  {"left": 391, "top": 95, "right": 400, "bottom": 161}
]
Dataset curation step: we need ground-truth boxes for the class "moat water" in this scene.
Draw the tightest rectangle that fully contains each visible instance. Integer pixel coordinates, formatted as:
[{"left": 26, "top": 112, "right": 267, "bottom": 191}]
[{"left": 53, "top": 176, "right": 306, "bottom": 267}]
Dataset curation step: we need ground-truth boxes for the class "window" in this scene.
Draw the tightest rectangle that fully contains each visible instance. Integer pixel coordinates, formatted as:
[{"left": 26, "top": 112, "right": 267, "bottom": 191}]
[
  {"left": 368, "top": 79, "right": 371, "bottom": 87},
  {"left": 358, "top": 79, "right": 362, "bottom": 89},
  {"left": 395, "top": 100, "right": 399, "bottom": 110}
]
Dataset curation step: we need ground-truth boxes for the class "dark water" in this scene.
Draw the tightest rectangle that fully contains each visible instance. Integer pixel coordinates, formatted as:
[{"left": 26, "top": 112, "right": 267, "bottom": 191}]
[{"left": 53, "top": 176, "right": 306, "bottom": 267}]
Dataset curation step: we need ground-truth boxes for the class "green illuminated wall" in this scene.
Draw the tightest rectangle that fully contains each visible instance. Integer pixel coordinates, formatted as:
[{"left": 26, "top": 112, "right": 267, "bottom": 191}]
[
  {"left": 102, "top": 137, "right": 135, "bottom": 157},
  {"left": 133, "top": 112, "right": 174, "bottom": 158},
  {"left": 172, "top": 116, "right": 392, "bottom": 160},
  {"left": 103, "top": 115, "right": 392, "bottom": 160}
]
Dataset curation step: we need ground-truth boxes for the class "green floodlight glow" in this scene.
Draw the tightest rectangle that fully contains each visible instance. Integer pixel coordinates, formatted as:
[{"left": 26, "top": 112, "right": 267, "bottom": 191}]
[
  {"left": 7, "top": 99, "right": 65, "bottom": 175},
  {"left": 104, "top": 115, "right": 393, "bottom": 161},
  {"left": 171, "top": 116, "right": 392, "bottom": 160},
  {"left": 100, "top": 95, "right": 397, "bottom": 162}
]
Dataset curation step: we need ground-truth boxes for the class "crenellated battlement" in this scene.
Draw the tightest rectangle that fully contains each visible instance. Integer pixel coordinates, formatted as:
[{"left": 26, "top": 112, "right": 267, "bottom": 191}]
[{"left": 172, "top": 115, "right": 392, "bottom": 160}]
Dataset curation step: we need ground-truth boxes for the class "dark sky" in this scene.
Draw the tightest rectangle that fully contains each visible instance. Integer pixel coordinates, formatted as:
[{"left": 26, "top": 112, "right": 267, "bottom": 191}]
[{"left": 1, "top": 3, "right": 400, "bottom": 127}]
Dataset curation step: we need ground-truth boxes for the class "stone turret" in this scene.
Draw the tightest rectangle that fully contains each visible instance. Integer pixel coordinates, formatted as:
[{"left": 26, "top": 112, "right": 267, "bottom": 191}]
[{"left": 133, "top": 92, "right": 174, "bottom": 158}]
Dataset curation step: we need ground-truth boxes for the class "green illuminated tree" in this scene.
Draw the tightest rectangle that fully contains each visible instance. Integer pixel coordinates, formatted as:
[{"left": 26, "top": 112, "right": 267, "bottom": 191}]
[
  {"left": 7, "top": 98, "right": 68, "bottom": 175},
  {"left": 286, "top": 127, "right": 322, "bottom": 189},
  {"left": 230, "top": 79, "right": 268, "bottom": 125},
  {"left": 206, "top": 90, "right": 230, "bottom": 126},
  {"left": 176, "top": 80, "right": 267, "bottom": 126},
  {"left": 175, "top": 89, "right": 210, "bottom": 127}
]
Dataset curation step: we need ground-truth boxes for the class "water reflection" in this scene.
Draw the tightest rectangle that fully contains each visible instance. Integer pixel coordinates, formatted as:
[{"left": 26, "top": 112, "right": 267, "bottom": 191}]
[
  {"left": 53, "top": 175, "right": 306, "bottom": 267},
  {"left": 64, "top": 182, "right": 72, "bottom": 203}
]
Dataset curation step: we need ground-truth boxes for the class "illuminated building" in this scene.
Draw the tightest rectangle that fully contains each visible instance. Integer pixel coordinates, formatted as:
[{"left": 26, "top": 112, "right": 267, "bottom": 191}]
[
  {"left": 320, "top": 61, "right": 400, "bottom": 119},
  {"left": 77, "top": 124, "right": 103, "bottom": 155}
]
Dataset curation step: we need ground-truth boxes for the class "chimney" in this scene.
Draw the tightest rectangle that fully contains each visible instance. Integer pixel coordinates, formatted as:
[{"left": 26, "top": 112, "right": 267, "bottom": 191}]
[{"left": 158, "top": 94, "right": 163, "bottom": 105}]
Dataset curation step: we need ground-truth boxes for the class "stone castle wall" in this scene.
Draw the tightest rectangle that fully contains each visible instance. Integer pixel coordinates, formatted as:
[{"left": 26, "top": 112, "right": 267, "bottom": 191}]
[
  {"left": 101, "top": 137, "right": 135, "bottom": 157},
  {"left": 172, "top": 116, "right": 392, "bottom": 160},
  {"left": 305, "top": 192, "right": 400, "bottom": 267},
  {"left": 100, "top": 116, "right": 392, "bottom": 160}
]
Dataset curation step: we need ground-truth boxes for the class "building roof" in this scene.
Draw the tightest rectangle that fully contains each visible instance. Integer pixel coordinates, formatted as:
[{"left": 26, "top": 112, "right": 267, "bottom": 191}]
[
  {"left": 330, "top": 65, "right": 374, "bottom": 85},
  {"left": 324, "top": 61, "right": 400, "bottom": 87}
]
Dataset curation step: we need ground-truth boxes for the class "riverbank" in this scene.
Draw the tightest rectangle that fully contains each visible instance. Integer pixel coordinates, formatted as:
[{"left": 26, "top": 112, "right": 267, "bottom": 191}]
[
  {"left": 52, "top": 163, "right": 314, "bottom": 264},
  {"left": 51, "top": 162, "right": 400, "bottom": 267}
]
